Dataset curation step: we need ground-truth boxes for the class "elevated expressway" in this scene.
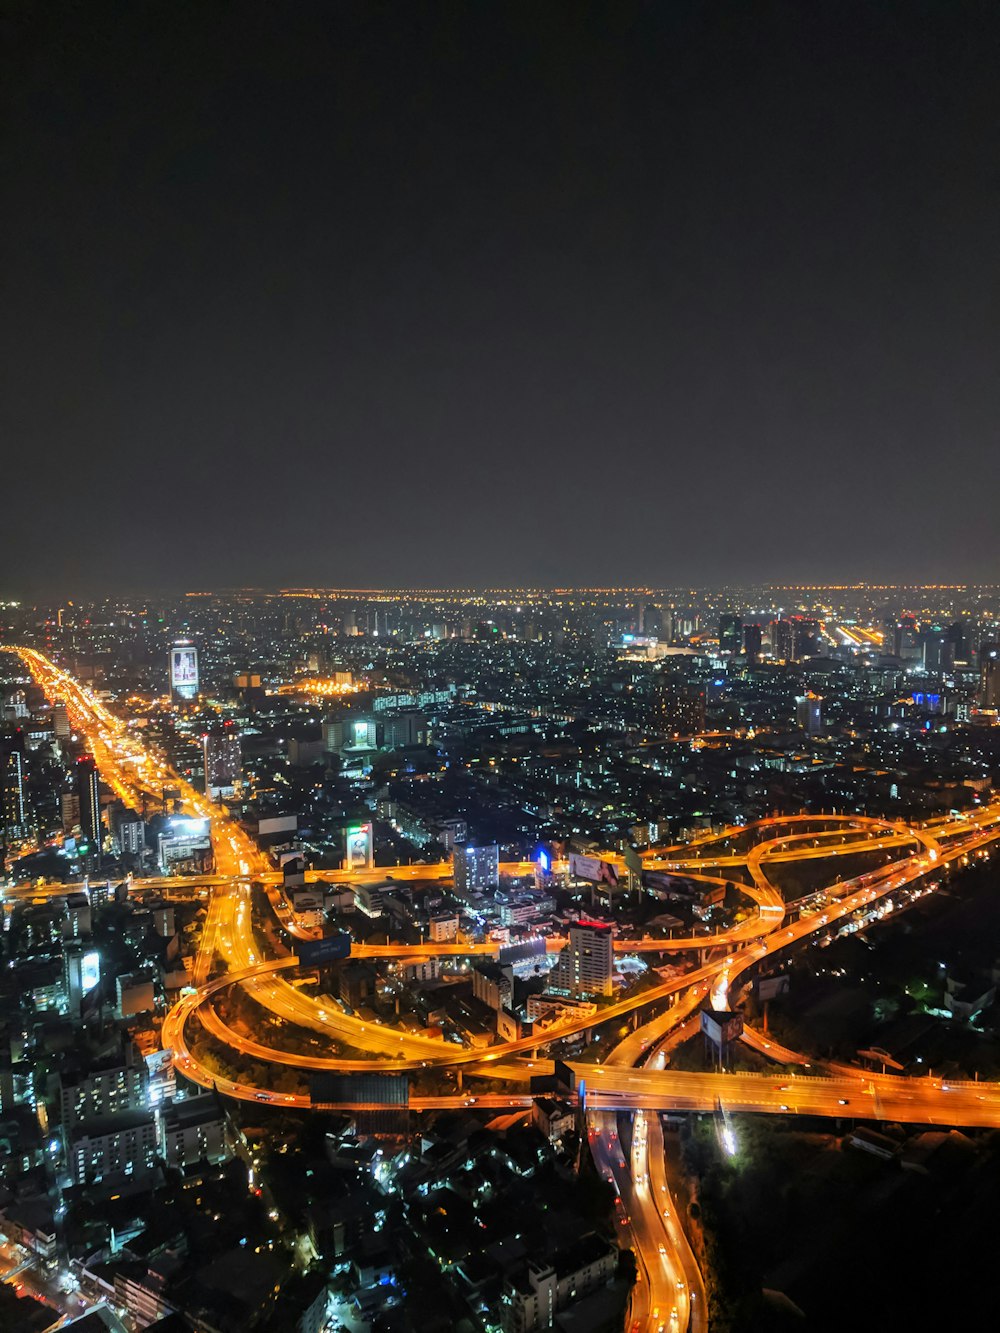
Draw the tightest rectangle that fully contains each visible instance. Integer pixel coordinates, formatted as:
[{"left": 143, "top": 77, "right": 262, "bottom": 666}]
[
  {"left": 10, "top": 643, "right": 1000, "bottom": 1119},
  {"left": 11, "top": 646, "right": 1000, "bottom": 1333}
]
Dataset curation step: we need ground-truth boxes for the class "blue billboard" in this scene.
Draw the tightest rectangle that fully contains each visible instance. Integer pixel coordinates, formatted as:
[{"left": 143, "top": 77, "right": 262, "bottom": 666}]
[{"left": 297, "top": 933, "right": 352, "bottom": 966}]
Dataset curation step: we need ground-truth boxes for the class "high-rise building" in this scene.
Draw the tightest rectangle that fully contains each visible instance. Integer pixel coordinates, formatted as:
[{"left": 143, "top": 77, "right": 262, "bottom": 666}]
[
  {"left": 379, "top": 710, "right": 427, "bottom": 749},
  {"left": 795, "top": 693, "right": 823, "bottom": 735},
  {"left": 652, "top": 677, "right": 706, "bottom": 737},
  {"left": 76, "top": 755, "right": 101, "bottom": 869},
  {"left": 203, "top": 723, "right": 241, "bottom": 798},
  {"left": 743, "top": 623, "right": 762, "bottom": 665},
  {"left": 169, "top": 640, "right": 199, "bottom": 701},
  {"left": 887, "top": 615, "right": 921, "bottom": 661},
  {"left": 1, "top": 731, "right": 26, "bottom": 854},
  {"left": 770, "top": 619, "right": 794, "bottom": 661},
  {"left": 453, "top": 843, "right": 500, "bottom": 897},
  {"left": 58, "top": 1046, "right": 147, "bottom": 1126},
  {"left": 110, "top": 802, "right": 146, "bottom": 859},
  {"left": 792, "top": 618, "right": 821, "bottom": 659},
  {"left": 234, "top": 670, "right": 265, "bottom": 710},
  {"left": 921, "top": 626, "right": 948, "bottom": 674},
  {"left": 640, "top": 604, "right": 662, "bottom": 637},
  {"left": 718, "top": 614, "right": 743, "bottom": 654},
  {"left": 980, "top": 643, "right": 1000, "bottom": 709},
  {"left": 61, "top": 791, "right": 81, "bottom": 834},
  {"left": 552, "top": 920, "right": 614, "bottom": 997},
  {"left": 946, "top": 622, "right": 970, "bottom": 666}
]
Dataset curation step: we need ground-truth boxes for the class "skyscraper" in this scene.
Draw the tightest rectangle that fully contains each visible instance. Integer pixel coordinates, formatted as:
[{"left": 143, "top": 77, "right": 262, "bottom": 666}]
[
  {"left": 743, "top": 624, "right": 763, "bottom": 665},
  {"left": 792, "top": 618, "right": 821, "bottom": 659},
  {"left": 718, "top": 614, "right": 743, "bottom": 654},
  {"left": 203, "top": 723, "right": 242, "bottom": 798},
  {"left": 76, "top": 755, "right": 101, "bottom": 869},
  {"left": 891, "top": 615, "right": 921, "bottom": 661},
  {"left": 552, "top": 921, "right": 614, "bottom": 997},
  {"left": 640, "top": 603, "right": 662, "bottom": 637},
  {"left": 795, "top": 693, "right": 823, "bottom": 735},
  {"left": 770, "top": 619, "right": 794, "bottom": 661},
  {"left": 921, "top": 625, "right": 948, "bottom": 674},
  {"left": 1, "top": 731, "right": 26, "bottom": 856},
  {"left": 980, "top": 643, "right": 1000, "bottom": 709},
  {"left": 453, "top": 843, "right": 500, "bottom": 897},
  {"left": 652, "top": 677, "right": 706, "bottom": 737},
  {"left": 946, "top": 622, "right": 970, "bottom": 667}
]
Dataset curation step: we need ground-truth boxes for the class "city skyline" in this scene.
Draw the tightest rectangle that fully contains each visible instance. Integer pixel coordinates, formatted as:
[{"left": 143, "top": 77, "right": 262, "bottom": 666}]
[
  {"left": 5, "top": 583, "right": 1000, "bottom": 1328},
  {"left": 5, "top": 594, "right": 1000, "bottom": 1329}
]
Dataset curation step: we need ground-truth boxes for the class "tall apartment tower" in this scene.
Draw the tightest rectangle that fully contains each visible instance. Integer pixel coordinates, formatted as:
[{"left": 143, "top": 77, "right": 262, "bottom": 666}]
[
  {"left": 652, "top": 677, "right": 706, "bottom": 737},
  {"left": 795, "top": 693, "right": 823, "bottom": 735},
  {"left": 453, "top": 843, "right": 500, "bottom": 897},
  {"left": 980, "top": 643, "right": 1000, "bottom": 709},
  {"left": 743, "top": 624, "right": 763, "bottom": 665},
  {"left": 76, "top": 755, "right": 101, "bottom": 870},
  {"left": 718, "top": 614, "right": 743, "bottom": 654},
  {"left": 1, "top": 732, "right": 26, "bottom": 852},
  {"left": 203, "top": 723, "right": 242, "bottom": 798},
  {"left": 552, "top": 921, "right": 614, "bottom": 998},
  {"left": 770, "top": 619, "right": 794, "bottom": 661}
]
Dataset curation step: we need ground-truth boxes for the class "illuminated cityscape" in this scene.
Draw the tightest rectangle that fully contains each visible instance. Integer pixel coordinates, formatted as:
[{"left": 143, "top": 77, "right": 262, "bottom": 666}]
[
  {"left": 2, "top": 588, "right": 1000, "bottom": 1330},
  {"left": 5, "top": 4, "right": 1000, "bottom": 1332}
]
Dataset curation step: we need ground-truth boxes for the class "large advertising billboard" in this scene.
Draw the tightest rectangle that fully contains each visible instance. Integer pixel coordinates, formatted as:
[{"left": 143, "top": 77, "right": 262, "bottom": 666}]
[
  {"left": 81, "top": 950, "right": 101, "bottom": 995},
  {"left": 568, "top": 852, "right": 620, "bottom": 886},
  {"left": 170, "top": 642, "right": 199, "bottom": 699},
  {"left": 344, "top": 822, "right": 373, "bottom": 871},
  {"left": 167, "top": 816, "right": 210, "bottom": 840},
  {"left": 297, "top": 933, "right": 352, "bottom": 966}
]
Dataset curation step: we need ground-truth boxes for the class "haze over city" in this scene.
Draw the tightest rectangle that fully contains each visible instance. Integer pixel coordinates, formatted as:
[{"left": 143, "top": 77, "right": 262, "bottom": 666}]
[{"left": 4, "top": 3, "right": 1000, "bottom": 593}]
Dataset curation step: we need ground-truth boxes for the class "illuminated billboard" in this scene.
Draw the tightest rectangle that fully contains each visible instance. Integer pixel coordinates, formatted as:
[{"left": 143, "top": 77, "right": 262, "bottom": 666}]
[
  {"left": 298, "top": 933, "right": 351, "bottom": 966},
  {"left": 158, "top": 816, "right": 212, "bottom": 871},
  {"left": 167, "top": 816, "right": 210, "bottom": 839},
  {"left": 568, "top": 852, "right": 620, "bottom": 886},
  {"left": 170, "top": 642, "right": 199, "bottom": 700},
  {"left": 81, "top": 950, "right": 100, "bottom": 994},
  {"left": 345, "top": 822, "right": 373, "bottom": 871}
]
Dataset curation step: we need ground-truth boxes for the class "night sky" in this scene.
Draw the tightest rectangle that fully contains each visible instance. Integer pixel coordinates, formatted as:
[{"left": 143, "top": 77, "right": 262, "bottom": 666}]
[{"left": 3, "top": 2, "right": 999, "bottom": 595}]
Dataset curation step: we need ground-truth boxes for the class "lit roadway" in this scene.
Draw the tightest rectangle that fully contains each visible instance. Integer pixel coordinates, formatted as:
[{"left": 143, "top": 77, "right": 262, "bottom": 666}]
[
  {"left": 588, "top": 996, "right": 707, "bottom": 1333},
  {"left": 10, "top": 662, "right": 1000, "bottom": 1066},
  {"left": 12, "top": 647, "right": 1000, "bottom": 1332}
]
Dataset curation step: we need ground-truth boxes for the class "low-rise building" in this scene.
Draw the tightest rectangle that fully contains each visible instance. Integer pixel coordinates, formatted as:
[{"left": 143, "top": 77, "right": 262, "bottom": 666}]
[
  {"left": 158, "top": 1096, "right": 229, "bottom": 1168},
  {"left": 532, "top": 1097, "right": 575, "bottom": 1144},
  {"left": 472, "top": 962, "right": 514, "bottom": 1011},
  {"left": 339, "top": 962, "right": 377, "bottom": 1009},
  {"left": 429, "top": 912, "right": 459, "bottom": 942},
  {"left": 112, "top": 1260, "right": 175, "bottom": 1327},
  {"left": 500, "top": 1233, "right": 617, "bottom": 1333},
  {"left": 0, "top": 1199, "right": 57, "bottom": 1263}
]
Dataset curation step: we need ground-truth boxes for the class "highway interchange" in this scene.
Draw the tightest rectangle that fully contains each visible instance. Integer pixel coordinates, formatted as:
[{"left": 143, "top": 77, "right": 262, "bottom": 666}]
[{"left": 9, "top": 646, "right": 1000, "bottom": 1331}]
